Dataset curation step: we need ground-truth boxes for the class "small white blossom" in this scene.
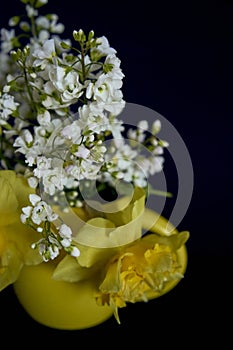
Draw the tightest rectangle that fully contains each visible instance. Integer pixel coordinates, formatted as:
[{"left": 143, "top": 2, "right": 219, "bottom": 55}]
[
  {"left": 20, "top": 206, "right": 32, "bottom": 223},
  {"left": 29, "top": 194, "right": 41, "bottom": 206},
  {"left": 95, "top": 36, "right": 117, "bottom": 55},
  {"left": 138, "top": 120, "right": 148, "bottom": 131},
  {"left": 0, "top": 28, "right": 15, "bottom": 53},
  {"left": 33, "top": 39, "right": 56, "bottom": 68},
  {"left": 37, "top": 110, "right": 51, "bottom": 125},
  {"left": 0, "top": 92, "right": 19, "bottom": 123},
  {"left": 30, "top": 199, "right": 58, "bottom": 225},
  {"left": 74, "top": 144, "right": 90, "bottom": 158},
  {"left": 48, "top": 245, "right": 59, "bottom": 260},
  {"left": 152, "top": 119, "right": 161, "bottom": 135},
  {"left": 26, "top": 4, "right": 38, "bottom": 18},
  {"left": 0, "top": 1, "right": 170, "bottom": 268},
  {"left": 59, "top": 223, "right": 72, "bottom": 239},
  {"left": 61, "top": 121, "right": 82, "bottom": 143},
  {"left": 70, "top": 246, "right": 80, "bottom": 257}
]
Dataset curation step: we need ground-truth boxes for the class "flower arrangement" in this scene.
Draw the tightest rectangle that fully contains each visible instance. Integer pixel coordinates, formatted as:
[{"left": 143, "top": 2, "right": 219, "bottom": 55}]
[{"left": 0, "top": 0, "right": 190, "bottom": 329}]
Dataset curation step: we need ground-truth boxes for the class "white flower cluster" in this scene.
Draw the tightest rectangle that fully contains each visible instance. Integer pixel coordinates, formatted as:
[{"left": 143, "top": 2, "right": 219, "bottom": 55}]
[
  {"left": 21, "top": 194, "right": 80, "bottom": 262},
  {"left": 0, "top": 0, "right": 169, "bottom": 261}
]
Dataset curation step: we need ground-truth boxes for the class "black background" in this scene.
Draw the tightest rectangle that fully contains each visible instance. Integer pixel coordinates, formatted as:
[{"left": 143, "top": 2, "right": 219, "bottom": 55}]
[{"left": 0, "top": 0, "right": 232, "bottom": 346}]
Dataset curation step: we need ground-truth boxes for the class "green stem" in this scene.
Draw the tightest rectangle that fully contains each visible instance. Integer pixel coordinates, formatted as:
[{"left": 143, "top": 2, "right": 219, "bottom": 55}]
[
  {"left": 23, "top": 66, "right": 37, "bottom": 116},
  {"left": 80, "top": 43, "right": 87, "bottom": 83},
  {"left": 148, "top": 186, "right": 173, "bottom": 198}
]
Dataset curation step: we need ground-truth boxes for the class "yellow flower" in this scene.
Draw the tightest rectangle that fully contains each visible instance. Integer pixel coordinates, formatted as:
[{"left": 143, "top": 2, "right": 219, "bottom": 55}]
[
  {"left": 96, "top": 230, "right": 189, "bottom": 323},
  {"left": 0, "top": 170, "right": 42, "bottom": 291},
  {"left": 49, "top": 187, "right": 189, "bottom": 325},
  {"left": 51, "top": 187, "right": 146, "bottom": 282}
]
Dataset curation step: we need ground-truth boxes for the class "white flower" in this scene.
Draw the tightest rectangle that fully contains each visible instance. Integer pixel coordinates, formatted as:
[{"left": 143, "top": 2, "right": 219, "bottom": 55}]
[
  {"left": 36, "top": 13, "right": 64, "bottom": 34},
  {"left": 37, "top": 110, "right": 51, "bottom": 126},
  {"left": 104, "top": 54, "right": 125, "bottom": 79},
  {"left": 0, "top": 0, "right": 170, "bottom": 265},
  {"left": 138, "top": 120, "right": 148, "bottom": 131},
  {"left": 48, "top": 245, "right": 59, "bottom": 260},
  {"left": 40, "top": 168, "right": 67, "bottom": 195},
  {"left": 20, "top": 206, "right": 33, "bottom": 223},
  {"left": 61, "top": 121, "right": 82, "bottom": 143},
  {"left": 0, "top": 28, "right": 15, "bottom": 53},
  {"left": 152, "top": 119, "right": 161, "bottom": 134},
  {"left": 27, "top": 176, "right": 38, "bottom": 188},
  {"left": 26, "top": 4, "right": 38, "bottom": 18},
  {"left": 50, "top": 67, "right": 84, "bottom": 103},
  {"left": 31, "top": 200, "right": 58, "bottom": 224},
  {"left": 29, "top": 194, "right": 41, "bottom": 206},
  {"left": 36, "top": 156, "right": 52, "bottom": 171},
  {"left": 13, "top": 130, "right": 33, "bottom": 152},
  {"left": 0, "top": 92, "right": 19, "bottom": 123},
  {"left": 33, "top": 39, "right": 56, "bottom": 67},
  {"left": 59, "top": 223, "right": 72, "bottom": 239},
  {"left": 70, "top": 246, "right": 80, "bottom": 257},
  {"left": 95, "top": 36, "right": 117, "bottom": 55},
  {"left": 73, "top": 144, "right": 90, "bottom": 159}
]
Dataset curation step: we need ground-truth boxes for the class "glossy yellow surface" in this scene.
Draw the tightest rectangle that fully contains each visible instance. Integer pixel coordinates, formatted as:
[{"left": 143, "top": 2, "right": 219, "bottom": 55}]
[
  {"left": 13, "top": 208, "right": 188, "bottom": 330},
  {"left": 13, "top": 262, "right": 113, "bottom": 330}
]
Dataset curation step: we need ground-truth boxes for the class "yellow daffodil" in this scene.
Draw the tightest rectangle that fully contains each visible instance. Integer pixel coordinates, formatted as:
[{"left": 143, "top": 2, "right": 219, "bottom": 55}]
[
  {"left": 51, "top": 187, "right": 146, "bottom": 282},
  {"left": 0, "top": 170, "right": 42, "bottom": 291},
  {"left": 11, "top": 181, "right": 189, "bottom": 329},
  {"left": 50, "top": 187, "right": 189, "bottom": 325},
  {"left": 96, "top": 230, "right": 189, "bottom": 323}
]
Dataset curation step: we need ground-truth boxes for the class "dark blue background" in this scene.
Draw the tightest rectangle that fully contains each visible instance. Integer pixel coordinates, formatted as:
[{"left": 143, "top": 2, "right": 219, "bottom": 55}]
[{"left": 0, "top": 0, "right": 232, "bottom": 346}]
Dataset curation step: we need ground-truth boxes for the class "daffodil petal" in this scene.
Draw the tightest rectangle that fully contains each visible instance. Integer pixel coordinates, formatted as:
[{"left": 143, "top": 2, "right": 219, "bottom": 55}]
[
  {"left": 99, "top": 257, "right": 122, "bottom": 293},
  {"left": 0, "top": 243, "right": 23, "bottom": 291},
  {"left": 52, "top": 254, "right": 98, "bottom": 282},
  {"left": 6, "top": 223, "right": 42, "bottom": 265},
  {"left": 0, "top": 177, "right": 18, "bottom": 224},
  {"left": 74, "top": 193, "right": 145, "bottom": 248},
  {"left": 142, "top": 230, "right": 190, "bottom": 251},
  {"left": 104, "top": 186, "right": 146, "bottom": 226},
  {"left": 142, "top": 207, "right": 178, "bottom": 236},
  {"left": 78, "top": 240, "right": 120, "bottom": 268},
  {"left": 0, "top": 170, "right": 35, "bottom": 226},
  {"left": 0, "top": 170, "right": 42, "bottom": 291}
]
